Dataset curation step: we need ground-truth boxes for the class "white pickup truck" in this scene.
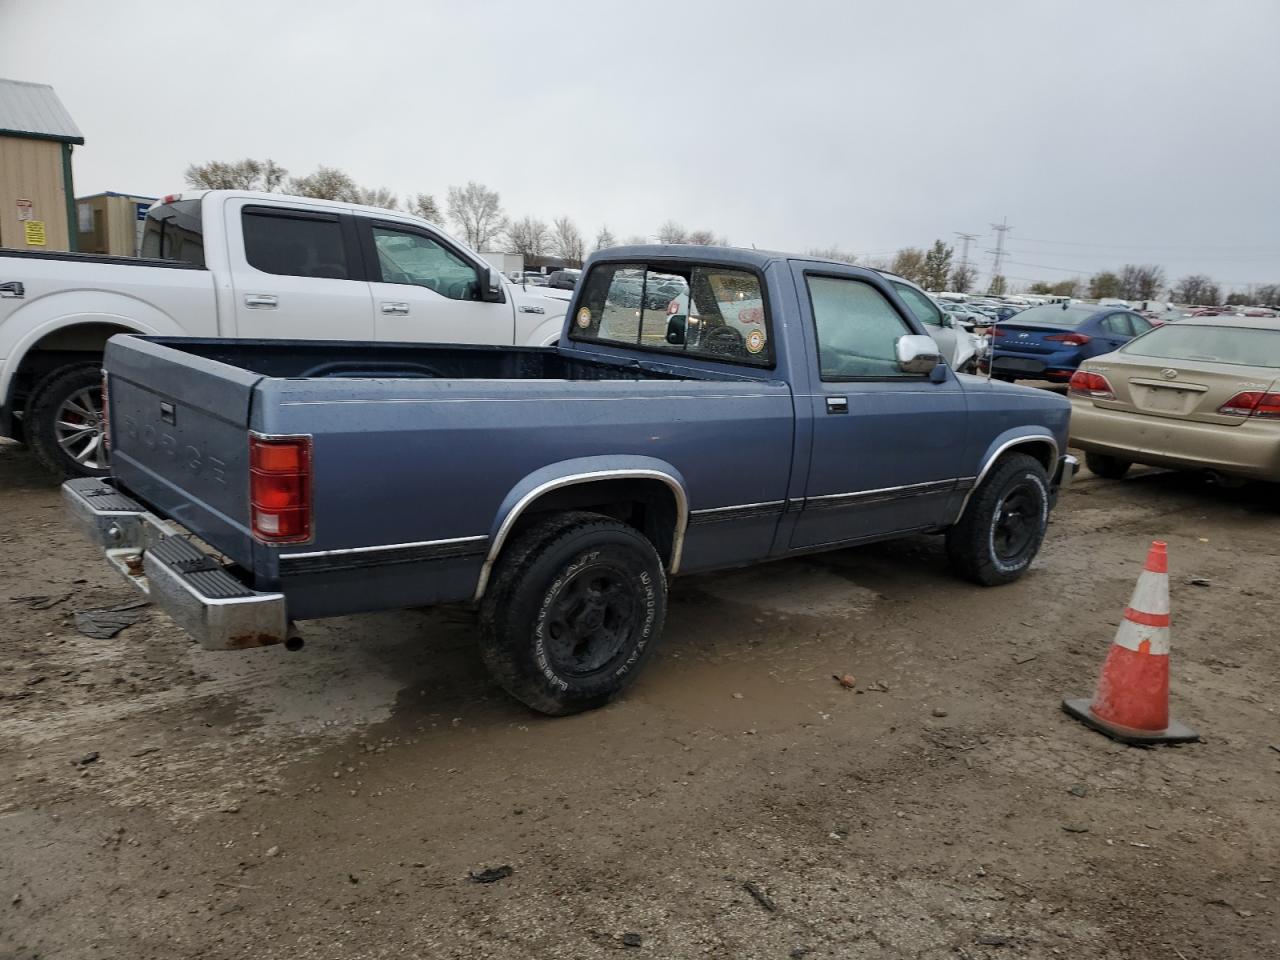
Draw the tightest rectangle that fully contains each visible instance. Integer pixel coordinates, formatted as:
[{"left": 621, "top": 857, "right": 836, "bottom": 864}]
[{"left": 0, "top": 190, "right": 571, "bottom": 478}]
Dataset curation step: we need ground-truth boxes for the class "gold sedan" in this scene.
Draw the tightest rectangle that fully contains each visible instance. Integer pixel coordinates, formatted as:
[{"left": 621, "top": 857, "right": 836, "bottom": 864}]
[{"left": 1068, "top": 317, "right": 1280, "bottom": 482}]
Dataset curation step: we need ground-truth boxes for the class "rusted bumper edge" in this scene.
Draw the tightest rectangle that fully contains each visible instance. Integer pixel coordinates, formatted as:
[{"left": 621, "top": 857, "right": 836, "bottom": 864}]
[{"left": 62, "top": 478, "right": 288, "bottom": 651}]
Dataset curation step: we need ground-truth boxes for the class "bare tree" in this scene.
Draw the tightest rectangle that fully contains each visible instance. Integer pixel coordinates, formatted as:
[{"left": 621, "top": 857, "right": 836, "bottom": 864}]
[
  {"left": 354, "top": 186, "right": 398, "bottom": 210},
  {"left": 686, "top": 229, "right": 724, "bottom": 245},
  {"left": 949, "top": 264, "right": 977, "bottom": 293},
  {"left": 808, "top": 246, "right": 859, "bottom": 265},
  {"left": 1174, "top": 274, "right": 1221, "bottom": 305},
  {"left": 656, "top": 220, "right": 688, "bottom": 244},
  {"left": 505, "top": 216, "right": 550, "bottom": 259},
  {"left": 447, "top": 182, "right": 506, "bottom": 251},
  {"left": 185, "top": 158, "right": 288, "bottom": 191},
  {"left": 1256, "top": 283, "right": 1280, "bottom": 305},
  {"left": 1118, "top": 264, "right": 1165, "bottom": 300},
  {"left": 408, "top": 193, "right": 443, "bottom": 223},
  {"left": 288, "top": 166, "right": 360, "bottom": 201},
  {"left": 594, "top": 225, "right": 616, "bottom": 251},
  {"left": 988, "top": 274, "right": 1008, "bottom": 296},
  {"left": 623, "top": 235, "right": 651, "bottom": 246},
  {"left": 890, "top": 247, "right": 926, "bottom": 284},
  {"left": 551, "top": 216, "right": 585, "bottom": 265}
]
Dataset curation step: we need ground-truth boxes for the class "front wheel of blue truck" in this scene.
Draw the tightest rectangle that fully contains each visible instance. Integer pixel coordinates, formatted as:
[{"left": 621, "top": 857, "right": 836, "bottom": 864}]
[
  {"left": 946, "top": 452, "right": 1050, "bottom": 586},
  {"left": 479, "top": 511, "right": 668, "bottom": 716}
]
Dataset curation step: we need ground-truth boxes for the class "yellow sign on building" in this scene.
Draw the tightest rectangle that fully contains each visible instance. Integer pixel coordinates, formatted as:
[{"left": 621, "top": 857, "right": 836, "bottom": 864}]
[{"left": 24, "top": 220, "right": 46, "bottom": 246}]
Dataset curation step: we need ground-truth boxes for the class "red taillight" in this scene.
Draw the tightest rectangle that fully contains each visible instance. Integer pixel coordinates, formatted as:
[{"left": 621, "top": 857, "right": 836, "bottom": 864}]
[
  {"left": 249, "top": 434, "right": 312, "bottom": 543},
  {"left": 162, "top": 193, "right": 181, "bottom": 204},
  {"left": 1044, "top": 332, "right": 1092, "bottom": 345},
  {"left": 1218, "top": 391, "right": 1280, "bottom": 419},
  {"left": 101, "top": 371, "right": 110, "bottom": 451},
  {"left": 1068, "top": 370, "right": 1115, "bottom": 400},
  {"left": 987, "top": 326, "right": 1002, "bottom": 338}
]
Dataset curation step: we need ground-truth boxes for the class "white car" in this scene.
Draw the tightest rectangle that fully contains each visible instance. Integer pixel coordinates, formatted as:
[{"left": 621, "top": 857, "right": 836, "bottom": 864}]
[
  {"left": 875, "top": 272, "right": 981, "bottom": 373},
  {"left": 0, "top": 190, "right": 570, "bottom": 478}
]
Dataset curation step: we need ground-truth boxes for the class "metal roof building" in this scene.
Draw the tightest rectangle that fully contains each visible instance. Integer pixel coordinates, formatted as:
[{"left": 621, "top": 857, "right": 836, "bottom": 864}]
[{"left": 0, "top": 78, "right": 83, "bottom": 251}]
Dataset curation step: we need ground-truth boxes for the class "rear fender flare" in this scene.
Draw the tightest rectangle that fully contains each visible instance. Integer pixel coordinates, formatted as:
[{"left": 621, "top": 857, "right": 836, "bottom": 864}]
[
  {"left": 0, "top": 292, "right": 186, "bottom": 401},
  {"left": 474, "top": 455, "right": 689, "bottom": 601}
]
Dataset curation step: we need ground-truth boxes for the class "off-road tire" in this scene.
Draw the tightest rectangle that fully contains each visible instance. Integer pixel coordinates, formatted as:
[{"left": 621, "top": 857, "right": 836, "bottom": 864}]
[
  {"left": 27, "top": 362, "right": 110, "bottom": 481},
  {"left": 1085, "top": 452, "right": 1131, "bottom": 480},
  {"left": 478, "top": 511, "right": 667, "bottom": 715},
  {"left": 946, "top": 452, "right": 1050, "bottom": 586}
]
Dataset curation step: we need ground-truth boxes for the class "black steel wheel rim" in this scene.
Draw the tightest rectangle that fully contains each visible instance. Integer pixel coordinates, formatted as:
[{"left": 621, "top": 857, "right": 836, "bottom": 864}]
[
  {"left": 993, "top": 480, "right": 1041, "bottom": 561},
  {"left": 544, "top": 562, "right": 639, "bottom": 678}
]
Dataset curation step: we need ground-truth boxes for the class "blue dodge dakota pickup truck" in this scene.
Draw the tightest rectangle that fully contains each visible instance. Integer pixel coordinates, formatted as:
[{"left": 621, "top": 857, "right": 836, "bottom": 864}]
[{"left": 64, "top": 245, "right": 1076, "bottom": 714}]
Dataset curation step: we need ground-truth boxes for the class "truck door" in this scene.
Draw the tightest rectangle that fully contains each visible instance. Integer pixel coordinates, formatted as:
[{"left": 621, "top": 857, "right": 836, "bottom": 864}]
[
  {"left": 788, "top": 265, "right": 969, "bottom": 550},
  {"left": 225, "top": 199, "right": 375, "bottom": 340},
  {"left": 358, "top": 219, "right": 515, "bottom": 345}
]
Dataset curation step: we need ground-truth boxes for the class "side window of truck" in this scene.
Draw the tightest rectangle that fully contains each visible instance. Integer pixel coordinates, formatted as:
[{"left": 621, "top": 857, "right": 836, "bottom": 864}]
[
  {"left": 891, "top": 281, "right": 944, "bottom": 327},
  {"left": 571, "top": 263, "right": 772, "bottom": 366},
  {"left": 807, "top": 276, "right": 918, "bottom": 380},
  {"left": 369, "top": 226, "right": 481, "bottom": 301},
  {"left": 242, "top": 210, "right": 350, "bottom": 279}
]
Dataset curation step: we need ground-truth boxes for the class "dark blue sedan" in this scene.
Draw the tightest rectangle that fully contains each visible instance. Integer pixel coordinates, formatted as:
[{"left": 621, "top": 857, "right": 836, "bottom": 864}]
[{"left": 983, "top": 303, "right": 1154, "bottom": 382}]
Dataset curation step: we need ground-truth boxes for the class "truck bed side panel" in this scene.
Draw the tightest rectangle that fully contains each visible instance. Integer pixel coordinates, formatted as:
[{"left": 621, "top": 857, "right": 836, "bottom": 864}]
[{"left": 254, "top": 377, "right": 795, "bottom": 619}]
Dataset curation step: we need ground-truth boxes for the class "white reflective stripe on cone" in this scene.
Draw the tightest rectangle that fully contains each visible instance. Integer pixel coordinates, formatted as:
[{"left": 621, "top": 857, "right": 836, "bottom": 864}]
[
  {"left": 1129, "top": 568, "right": 1169, "bottom": 615},
  {"left": 1112, "top": 617, "right": 1171, "bottom": 656}
]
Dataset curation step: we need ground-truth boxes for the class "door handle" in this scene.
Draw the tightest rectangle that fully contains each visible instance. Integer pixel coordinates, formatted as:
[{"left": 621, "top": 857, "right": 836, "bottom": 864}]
[
  {"left": 380, "top": 301, "right": 410, "bottom": 315},
  {"left": 826, "top": 396, "right": 848, "bottom": 414},
  {"left": 244, "top": 294, "right": 278, "bottom": 309},
  {"left": 0, "top": 281, "right": 24, "bottom": 298}
]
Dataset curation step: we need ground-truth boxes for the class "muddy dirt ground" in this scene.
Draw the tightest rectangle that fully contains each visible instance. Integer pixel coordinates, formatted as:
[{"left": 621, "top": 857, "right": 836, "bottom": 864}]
[{"left": 1, "top": 438, "right": 1276, "bottom": 960}]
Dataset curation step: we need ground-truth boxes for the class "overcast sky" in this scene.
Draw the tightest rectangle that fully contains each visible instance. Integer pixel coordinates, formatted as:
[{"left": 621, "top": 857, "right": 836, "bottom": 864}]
[{"left": 2, "top": 0, "right": 1277, "bottom": 291}]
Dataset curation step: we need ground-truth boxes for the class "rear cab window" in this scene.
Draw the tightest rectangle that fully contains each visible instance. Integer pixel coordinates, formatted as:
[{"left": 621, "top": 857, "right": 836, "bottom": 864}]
[
  {"left": 569, "top": 262, "right": 772, "bottom": 366},
  {"left": 140, "top": 199, "right": 205, "bottom": 266}
]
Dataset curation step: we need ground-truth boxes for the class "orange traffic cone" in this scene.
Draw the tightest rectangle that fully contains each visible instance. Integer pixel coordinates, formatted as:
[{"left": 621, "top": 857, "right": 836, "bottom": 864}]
[{"left": 1063, "top": 541, "right": 1199, "bottom": 745}]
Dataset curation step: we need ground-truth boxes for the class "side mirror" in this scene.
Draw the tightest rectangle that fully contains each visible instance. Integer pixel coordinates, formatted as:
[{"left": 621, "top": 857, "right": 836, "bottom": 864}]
[
  {"left": 479, "top": 267, "right": 504, "bottom": 303},
  {"left": 665, "top": 313, "right": 688, "bottom": 345},
  {"left": 939, "top": 314, "right": 954, "bottom": 328},
  {"left": 897, "top": 334, "right": 943, "bottom": 375}
]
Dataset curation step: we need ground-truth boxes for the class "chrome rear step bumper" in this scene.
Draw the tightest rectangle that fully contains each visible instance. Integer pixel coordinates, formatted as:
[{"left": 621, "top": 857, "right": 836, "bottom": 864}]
[{"left": 62, "top": 478, "right": 288, "bottom": 650}]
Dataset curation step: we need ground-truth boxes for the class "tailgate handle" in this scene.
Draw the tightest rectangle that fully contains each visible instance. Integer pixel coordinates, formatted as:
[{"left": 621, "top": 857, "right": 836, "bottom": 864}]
[
  {"left": 380, "top": 301, "right": 410, "bottom": 315},
  {"left": 244, "top": 294, "right": 278, "bottom": 309},
  {"left": 0, "top": 281, "right": 24, "bottom": 298}
]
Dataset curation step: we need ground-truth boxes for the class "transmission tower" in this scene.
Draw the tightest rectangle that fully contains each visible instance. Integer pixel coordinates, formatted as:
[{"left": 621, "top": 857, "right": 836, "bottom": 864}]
[
  {"left": 987, "top": 218, "right": 1012, "bottom": 293},
  {"left": 954, "top": 232, "right": 978, "bottom": 289}
]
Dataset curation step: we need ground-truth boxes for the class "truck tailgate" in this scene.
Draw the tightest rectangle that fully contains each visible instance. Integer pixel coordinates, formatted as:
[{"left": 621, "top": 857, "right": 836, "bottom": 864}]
[{"left": 104, "top": 335, "right": 260, "bottom": 569}]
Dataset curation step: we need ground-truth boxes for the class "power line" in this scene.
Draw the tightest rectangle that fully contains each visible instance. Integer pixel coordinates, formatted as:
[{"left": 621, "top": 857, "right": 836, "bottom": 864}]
[{"left": 1015, "top": 235, "right": 1280, "bottom": 252}]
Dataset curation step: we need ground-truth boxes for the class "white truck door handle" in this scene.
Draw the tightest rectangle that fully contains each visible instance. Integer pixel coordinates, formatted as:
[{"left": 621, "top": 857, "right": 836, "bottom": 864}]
[
  {"left": 381, "top": 302, "right": 410, "bottom": 315},
  {"left": 244, "top": 295, "right": 278, "bottom": 309}
]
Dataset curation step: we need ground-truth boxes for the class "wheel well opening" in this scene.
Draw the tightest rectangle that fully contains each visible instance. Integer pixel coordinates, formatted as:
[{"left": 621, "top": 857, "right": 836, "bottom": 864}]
[
  {"left": 510, "top": 478, "right": 682, "bottom": 568},
  {"left": 9, "top": 323, "right": 135, "bottom": 435},
  {"left": 1003, "top": 439, "right": 1056, "bottom": 473}
]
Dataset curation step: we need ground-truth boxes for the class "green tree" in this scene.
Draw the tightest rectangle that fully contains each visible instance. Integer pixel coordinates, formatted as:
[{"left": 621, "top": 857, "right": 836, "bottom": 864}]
[
  {"left": 920, "top": 240, "right": 953, "bottom": 291},
  {"left": 890, "top": 247, "right": 926, "bottom": 284},
  {"left": 1089, "top": 271, "right": 1123, "bottom": 299},
  {"left": 988, "top": 274, "right": 1007, "bottom": 296}
]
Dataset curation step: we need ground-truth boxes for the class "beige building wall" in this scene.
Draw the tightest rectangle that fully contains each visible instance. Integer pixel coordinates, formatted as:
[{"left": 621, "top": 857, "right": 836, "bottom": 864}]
[
  {"left": 77, "top": 194, "right": 153, "bottom": 257},
  {"left": 0, "top": 135, "right": 70, "bottom": 251}
]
